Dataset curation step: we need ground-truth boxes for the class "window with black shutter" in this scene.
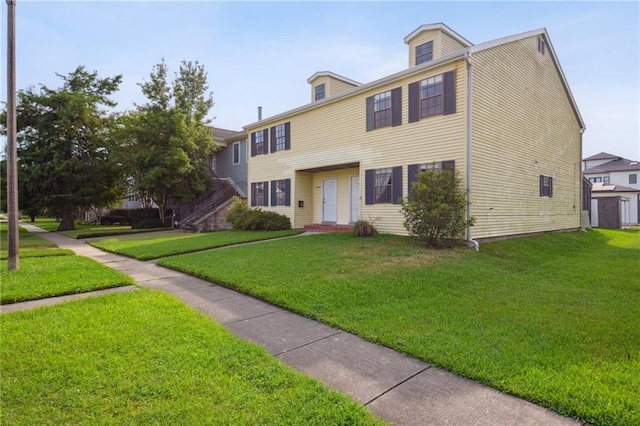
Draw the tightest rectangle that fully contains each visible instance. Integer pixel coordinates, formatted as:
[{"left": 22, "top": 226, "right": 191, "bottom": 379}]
[
  {"left": 269, "top": 122, "right": 291, "bottom": 153},
  {"left": 251, "top": 129, "right": 268, "bottom": 157},
  {"left": 366, "top": 88, "right": 402, "bottom": 131},
  {"left": 271, "top": 179, "right": 291, "bottom": 206},
  {"left": 408, "top": 70, "right": 456, "bottom": 122},
  {"left": 540, "top": 175, "right": 553, "bottom": 197},
  {"left": 365, "top": 166, "right": 402, "bottom": 204}
]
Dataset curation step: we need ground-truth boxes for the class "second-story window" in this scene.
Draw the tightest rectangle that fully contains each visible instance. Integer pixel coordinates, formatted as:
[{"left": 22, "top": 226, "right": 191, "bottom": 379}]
[
  {"left": 374, "top": 91, "right": 392, "bottom": 129},
  {"left": 420, "top": 75, "right": 443, "bottom": 118},
  {"left": 269, "top": 122, "right": 291, "bottom": 153},
  {"left": 251, "top": 129, "right": 268, "bottom": 157},
  {"left": 415, "top": 41, "right": 433, "bottom": 65},
  {"left": 366, "top": 88, "right": 402, "bottom": 131},
  {"left": 315, "top": 83, "right": 325, "bottom": 101}
]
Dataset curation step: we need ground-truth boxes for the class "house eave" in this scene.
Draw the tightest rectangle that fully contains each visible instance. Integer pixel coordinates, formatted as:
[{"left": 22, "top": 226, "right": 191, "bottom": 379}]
[
  {"left": 403, "top": 23, "right": 473, "bottom": 47},
  {"left": 306, "top": 71, "right": 361, "bottom": 86}
]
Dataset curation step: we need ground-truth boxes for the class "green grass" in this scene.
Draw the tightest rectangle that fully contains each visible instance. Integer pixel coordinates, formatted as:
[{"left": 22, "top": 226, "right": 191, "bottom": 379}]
[
  {"left": 90, "top": 229, "right": 305, "bottom": 260},
  {"left": 25, "top": 217, "right": 168, "bottom": 238},
  {"left": 158, "top": 229, "right": 640, "bottom": 426},
  {"left": 0, "top": 225, "right": 73, "bottom": 259},
  {"left": 1, "top": 256, "right": 135, "bottom": 304},
  {"left": 0, "top": 290, "right": 382, "bottom": 425}
]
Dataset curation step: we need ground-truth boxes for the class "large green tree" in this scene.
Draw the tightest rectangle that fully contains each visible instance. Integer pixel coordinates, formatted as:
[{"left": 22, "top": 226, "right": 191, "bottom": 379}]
[
  {"left": 122, "top": 60, "right": 218, "bottom": 223},
  {"left": 1, "top": 66, "right": 126, "bottom": 230}
]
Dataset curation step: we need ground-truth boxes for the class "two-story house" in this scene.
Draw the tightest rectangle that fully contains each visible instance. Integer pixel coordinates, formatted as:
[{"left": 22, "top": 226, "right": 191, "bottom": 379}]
[
  {"left": 244, "top": 23, "right": 585, "bottom": 241},
  {"left": 583, "top": 152, "right": 640, "bottom": 227}
]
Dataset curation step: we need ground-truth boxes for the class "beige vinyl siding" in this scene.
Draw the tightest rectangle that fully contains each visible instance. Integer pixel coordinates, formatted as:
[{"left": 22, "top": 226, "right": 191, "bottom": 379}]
[
  {"left": 329, "top": 78, "right": 358, "bottom": 97},
  {"left": 440, "top": 32, "right": 468, "bottom": 56},
  {"left": 470, "top": 36, "right": 582, "bottom": 239},
  {"left": 248, "top": 59, "right": 468, "bottom": 235},
  {"left": 293, "top": 171, "right": 312, "bottom": 228}
]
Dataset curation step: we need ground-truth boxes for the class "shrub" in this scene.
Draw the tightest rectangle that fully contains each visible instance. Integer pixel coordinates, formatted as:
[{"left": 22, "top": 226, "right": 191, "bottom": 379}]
[
  {"left": 401, "top": 169, "right": 475, "bottom": 248},
  {"left": 352, "top": 220, "right": 378, "bottom": 238},
  {"left": 226, "top": 197, "right": 291, "bottom": 231}
]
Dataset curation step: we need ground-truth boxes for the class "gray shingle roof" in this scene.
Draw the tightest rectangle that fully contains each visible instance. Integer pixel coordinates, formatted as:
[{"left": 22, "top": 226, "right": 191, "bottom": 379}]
[
  {"left": 583, "top": 157, "right": 640, "bottom": 173},
  {"left": 583, "top": 152, "right": 619, "bottom": 161},
  {"left": 591, "top": 183, "right": 640, "bottom": 193}
]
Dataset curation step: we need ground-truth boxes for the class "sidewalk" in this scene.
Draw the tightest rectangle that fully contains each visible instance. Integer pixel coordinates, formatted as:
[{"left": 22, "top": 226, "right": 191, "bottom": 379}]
[{"left": 11, "top": 224, "right": 582, "bottom": 425}]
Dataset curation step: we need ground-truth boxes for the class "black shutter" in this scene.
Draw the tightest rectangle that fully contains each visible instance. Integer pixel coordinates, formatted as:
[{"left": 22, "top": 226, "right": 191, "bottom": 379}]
[
  {"left": 539, "top": 175, "right": 544, "bottom": 196},
  {"left": 392, "top": 166, "right": 403, "bottom": 204},
  {"left": 408, "top": 164, "right": 419, "bottom": 195},
  {"left": 270, "top": 127, "right": 276, "bottom": 153},
  {"left": 250, "top": 183, "right": 256, "bottom": 206},
  {"left": 284, "top": 122, "right": 291, "bottom": 150},
  {"left": 285, "top": 179, "right": 291, "bottom": 206},
  {"left": 263, "top": 181, "right": 269, "bottom": 206},
  {"left": 271, "top": 181, "right": 277, "bottom": 206},
  {"left": 549, "top": 177, "right": 553, "bottom": 197},
  {"left": 365, "top": 169, "right": 374, "bottom": 205},
  {"left": 408, "top": 82, "right": 419, "bottom": 123},
  {"left": 443, "top": 160, "right": 455, "bottom": 171},
  {"left": 391, "top": 87, "right": 402, "bottom": 127},
  {"left": 262, "top": 129, "right": 269, "bottom": 155},
  {"left": 250, "top": 132, "right": 256, "bottom": 157},
  {"left": 443, "top": 71, "right": 456, "bottom": 115},
  {"left": 366, "top": 96, "right": 374, "bottom": 131}
]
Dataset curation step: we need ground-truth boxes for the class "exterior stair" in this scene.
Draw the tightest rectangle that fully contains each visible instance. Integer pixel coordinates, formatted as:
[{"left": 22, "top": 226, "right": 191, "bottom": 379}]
[{"left": 175, "top": 178, "right": 243, "bottom": 232}]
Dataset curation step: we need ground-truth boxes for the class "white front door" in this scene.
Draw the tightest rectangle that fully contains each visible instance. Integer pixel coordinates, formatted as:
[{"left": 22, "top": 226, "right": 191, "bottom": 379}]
[
  {"left": 323, "top": 178, "right": 337, "bottom": 222},
  {"left": 350, "top": 176, "right": 360, "bottom": 223}
]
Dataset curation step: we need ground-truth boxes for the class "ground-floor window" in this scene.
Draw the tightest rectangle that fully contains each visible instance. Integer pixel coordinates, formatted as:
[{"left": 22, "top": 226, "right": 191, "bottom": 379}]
[
  {"left": 251, "top": 182, "right": 268, "bottom": 206},
  {"left": 365, "top": 166, "right": 402, "bottom": 204},
  {"left": 271, "top": 179, "right": 291, "bottom": 206}
]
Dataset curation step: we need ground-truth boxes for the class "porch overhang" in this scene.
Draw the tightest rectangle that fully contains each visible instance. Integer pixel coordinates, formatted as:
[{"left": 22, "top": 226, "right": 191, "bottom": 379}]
[{"left": 298, "top": 162, "right": 359, "bottom": 173}]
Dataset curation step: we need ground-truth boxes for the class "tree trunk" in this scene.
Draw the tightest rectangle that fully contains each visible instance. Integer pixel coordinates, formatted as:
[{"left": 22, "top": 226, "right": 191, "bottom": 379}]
[
  {"left": 30, "top": 214, "right": 36, "bottom": 222},
  {"left": 58, "top": 205, "right": 76, "bottom": 231}
]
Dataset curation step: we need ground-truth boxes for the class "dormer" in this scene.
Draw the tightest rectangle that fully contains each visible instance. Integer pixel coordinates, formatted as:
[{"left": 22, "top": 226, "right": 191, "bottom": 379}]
[
  {"left": 307, "top": 71, "right": 361, "bottom": 102},
  {"left": 404, "top": 23, "right": 473, "bottom": 68}
]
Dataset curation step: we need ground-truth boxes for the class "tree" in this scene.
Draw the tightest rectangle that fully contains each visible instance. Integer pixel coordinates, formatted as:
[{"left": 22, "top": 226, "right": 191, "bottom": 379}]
[
  {"left": 121, "top": 60, "right": 218, "bottom": 224},
  {"left": 0, "top": 66, "right": 126, "bottom": 230},
  {"left": 401, "top": 169, "right": 475, "bottom": 248}
]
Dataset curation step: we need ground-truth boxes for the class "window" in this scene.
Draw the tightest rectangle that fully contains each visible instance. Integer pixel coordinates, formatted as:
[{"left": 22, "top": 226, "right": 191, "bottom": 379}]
[
  {"left": 537, "top": 36, "right": 545, "bottom": 55},
  {"left": 315, "top": 84, "right": 325, "bottom": 101},
  {"left": 365, "top": 166, "right": 402, "bottom": 205},
  {"left": 271, "top": 179, "right": 291, "bottom": 206},
  {"left": 251, "top": 182, "right": 268, "bottom": 206},
  {"left": 603, "top": 176, "right": 609, "bottom": 184},
  {"left": 232, "top": 142, "right": 240, "bottom": 165},
  {"left": 270, "top": 122, "right": 291, "bottom": 153},
  {"left": 420, "top": 75, "right": 443, "bottom": 118},
  {"left": 366, "top": 87, "right": 402, "bottom": 131},
  {"left": 408, "top": 71, "right": 456, "bottom": 122},
  {"left": 540, "top": 175, "right": 553, "bottom": 197},
  {"left": 415, "top": 41, "right": 433, "bottom": 65},
  {"left": 408, "top": 161, "right": 455, "bottom": 194},
  {"left": 588, "top": 177, "right": 602, "bottom": 183},
  {"left": 630, "top": 174, "right": 638, "bottom": 184},
  {"left": 251, "top": 129, "right": 268, "bottom": 157}
]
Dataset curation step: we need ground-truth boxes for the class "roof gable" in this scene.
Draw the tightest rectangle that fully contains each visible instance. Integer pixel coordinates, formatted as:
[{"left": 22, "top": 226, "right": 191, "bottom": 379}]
[{"left": 404, "top": 23, "right": 473, "bottom": 47}]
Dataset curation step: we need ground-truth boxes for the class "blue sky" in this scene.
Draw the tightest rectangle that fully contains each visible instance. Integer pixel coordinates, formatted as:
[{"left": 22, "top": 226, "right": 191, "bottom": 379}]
[{"left": 1, "top": 1, "right": 639, "bottom": 161}]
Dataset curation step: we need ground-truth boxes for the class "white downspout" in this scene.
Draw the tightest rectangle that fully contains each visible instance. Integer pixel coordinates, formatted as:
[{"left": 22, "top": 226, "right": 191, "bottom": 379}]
[{"left": 465, "top": 51, "right": 479, "bottom": 251}]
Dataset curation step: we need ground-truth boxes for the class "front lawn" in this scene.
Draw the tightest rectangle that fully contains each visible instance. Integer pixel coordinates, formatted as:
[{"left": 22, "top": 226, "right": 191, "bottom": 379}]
[
  {"left": 0, "top": 225, "right": 73, "bottom": 259},
  {"left": 90, "top": 229, "right": 304, "bottom": 260},
  {"left": 1, "top": 256, "right": 135, "bottom": 304},
  {"left": 158, "top": 228, "right": 640, "bottom": 426},
  {"left": 0, "top": 290, "right": 382, "bottom": 425},
  {"left": 26, "top": 217, "right": 168, "bottom": 238}
]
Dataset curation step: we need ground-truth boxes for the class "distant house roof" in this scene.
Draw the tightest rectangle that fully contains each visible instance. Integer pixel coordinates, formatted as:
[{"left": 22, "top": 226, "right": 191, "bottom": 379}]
[
  {"left": 583, "top": 152, "right": 620, "bottom": 161},
  {"left": 583, "top": 156, "right": 640, "bottom": 174},
  {"left": 591, "top": 182, "right": 640, "bottom": 193}
]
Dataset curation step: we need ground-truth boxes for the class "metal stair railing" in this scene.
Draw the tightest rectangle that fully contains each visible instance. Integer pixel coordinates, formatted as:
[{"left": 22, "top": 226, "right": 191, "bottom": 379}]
[{"left": 179, "top": 184, "right": 237, "bottom": 228}]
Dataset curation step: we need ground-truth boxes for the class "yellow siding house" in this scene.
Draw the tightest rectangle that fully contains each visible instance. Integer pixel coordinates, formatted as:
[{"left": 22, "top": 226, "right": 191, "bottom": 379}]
[{"left": 244, "top": 23, "right": 585, "bottom": 241}]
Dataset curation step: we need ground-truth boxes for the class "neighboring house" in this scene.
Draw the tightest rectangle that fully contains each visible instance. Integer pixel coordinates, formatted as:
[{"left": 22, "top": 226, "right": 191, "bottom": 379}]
[
  {"left": 590, "top": 183, "right": 640, "bottom": 228},
  {"left": 244, "top": 23, "right": 585, "bottom": 241},
  {"left": 211, "top": 127, "right": 248, "bottom": 196},
  {"left": 583, "top": 152, "right": 640, "bottom": 226},
  {"left": 583, "top": 152, "right": 640, "bottom": 190}
]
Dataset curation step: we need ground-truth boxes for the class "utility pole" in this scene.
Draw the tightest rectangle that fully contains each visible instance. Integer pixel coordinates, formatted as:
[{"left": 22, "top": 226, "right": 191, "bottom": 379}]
[{"left": 6, "top": 0, "right": 19, "bottom": 270}]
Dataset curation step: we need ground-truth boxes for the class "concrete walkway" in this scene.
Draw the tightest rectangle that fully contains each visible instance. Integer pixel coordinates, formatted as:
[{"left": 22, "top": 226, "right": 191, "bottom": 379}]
[{"left": 8, "top": 224, "right": 583, "bottom": 426}]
